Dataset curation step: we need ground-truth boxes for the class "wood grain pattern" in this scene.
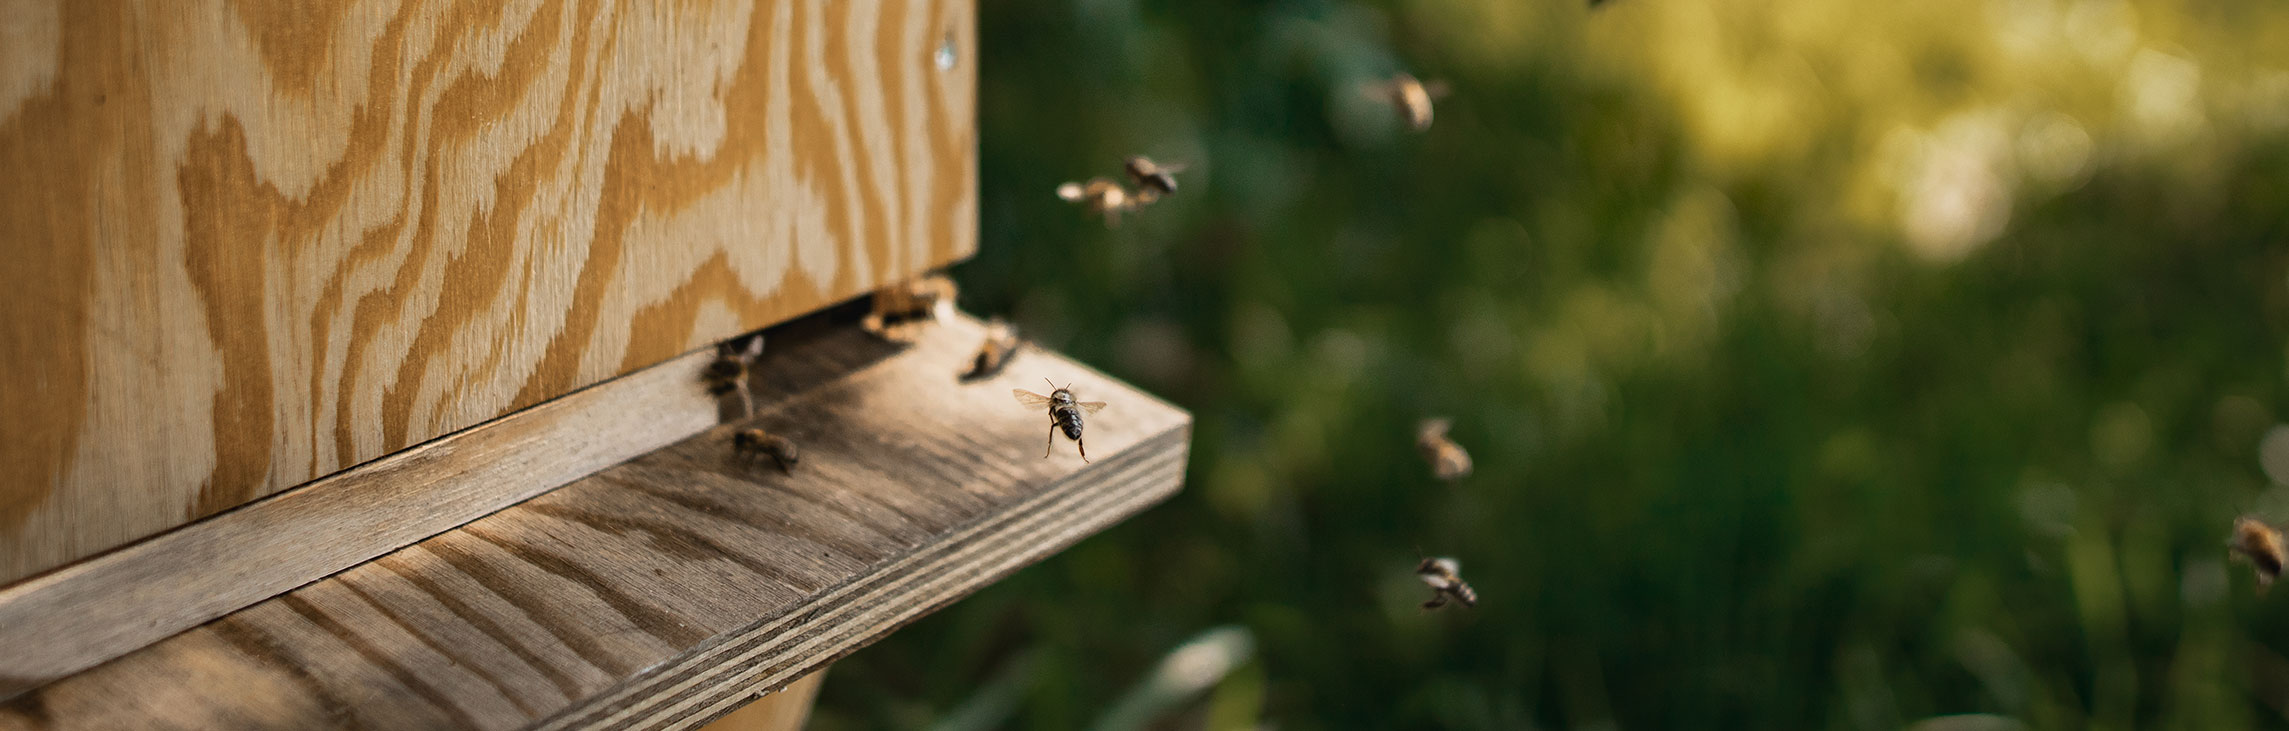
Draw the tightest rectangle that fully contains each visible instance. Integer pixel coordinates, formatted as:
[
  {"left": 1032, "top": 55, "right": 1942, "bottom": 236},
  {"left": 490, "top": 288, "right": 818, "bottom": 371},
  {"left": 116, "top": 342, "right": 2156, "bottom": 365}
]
[
  {"left": 0, "top": 316, "right": 1192, "bottom": 730},
  {"left": 0, "top": 317, "right": 742, "bottom": 699},
  {"left": 0, "top": 0, "right": 979, "bottom": 586}
]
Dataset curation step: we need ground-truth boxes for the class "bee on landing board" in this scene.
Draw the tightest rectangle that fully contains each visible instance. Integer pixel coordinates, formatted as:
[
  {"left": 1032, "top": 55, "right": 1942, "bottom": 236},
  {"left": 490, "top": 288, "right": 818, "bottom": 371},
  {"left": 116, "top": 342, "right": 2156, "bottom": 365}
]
[
  {"left": 1363, "top": 73, "right": 1451, "bottom": 132},
  {"left": 1416, "top": 556, "right": 1478, "bottom": 610},
  {"left": 960, "top": 318, "right": 1022, "bottom": 381},
  {"left": 862, "top": 274, "right": 958, "bottom": 342},
  {"left": 1014, "top": 380, "right": 1107, "bottom": 462},
  {"left": 702, "top": 334, "right": 764, "bottom": 419},
  {"left": 2232, "top": 515, "right": 2287, "bottom": 590},
  {"left": 1122, "top": 156, "right": 1187, "bottom": 201},
  {"left": 1056, "top": 177, "right": 1142, "bottom": 227},
  {"left": 732, "top": 428, "right": 800, "bottom": 474},
  {"left": 1415, "top": 418, "right": 1473, "bottom": 481}
]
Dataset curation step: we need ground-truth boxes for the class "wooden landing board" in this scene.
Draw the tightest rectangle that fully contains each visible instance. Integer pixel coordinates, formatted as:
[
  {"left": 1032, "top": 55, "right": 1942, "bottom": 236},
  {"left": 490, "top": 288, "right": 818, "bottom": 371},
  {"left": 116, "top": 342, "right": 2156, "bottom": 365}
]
[
  {"left": 0, "top": 328, "right": 731, "bottom": 700},
  {"left": 0, "top": 316, "right": 1190, "bottom": 730},
  {"left": 0, "top": 0, "right": 981, "bottom": 586}
]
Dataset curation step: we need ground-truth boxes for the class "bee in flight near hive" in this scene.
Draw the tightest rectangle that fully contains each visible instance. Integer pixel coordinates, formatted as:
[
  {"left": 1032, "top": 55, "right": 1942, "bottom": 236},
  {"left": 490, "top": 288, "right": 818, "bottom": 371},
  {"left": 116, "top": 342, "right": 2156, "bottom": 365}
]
[
  {"left": 1014, "top": 380, "right": 1108, "bottom": 462},
  {"left": 732, "top": 428, "right": 800, "bottom": 474},
  {"left": 1122, "top": 155, "right": 1187, "bottom": 201},
  {"left": 1055, "top": 177, "right": 1143, "bottom": 227},
  {"left": 1416, "top": 556, "right": 1477, "bottom": 611},
  {"left": 1363, "top": 72, "right": 1451, "bottom": 133},
  {"left": 1415, "top": 418, "right": 1473, "bottom": 481},
  {"left": 960, "top": 318, "right": 1022, "bottom": 381},
  {"left": 862, "top": 274, "right": 958, "bottom": 342},
  {"left": 701, "top": 334, "right": 765, "bottom": 419},
  {"left": 2232, "top": 515, "right": 2287, "bottom": 591}
]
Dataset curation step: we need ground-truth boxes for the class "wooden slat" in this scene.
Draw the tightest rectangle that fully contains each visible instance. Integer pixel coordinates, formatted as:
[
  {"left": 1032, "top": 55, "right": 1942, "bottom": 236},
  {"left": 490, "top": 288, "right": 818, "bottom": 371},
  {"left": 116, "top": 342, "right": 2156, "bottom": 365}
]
[
  {"left": 0, "top": 316, "right": 1191, "bottom": 730},
  {"left": 0, "top": 0, "right": 981, "bottom": 586},
  {"left": 0, "top": 329, "right": 729, "bottom": 700}
]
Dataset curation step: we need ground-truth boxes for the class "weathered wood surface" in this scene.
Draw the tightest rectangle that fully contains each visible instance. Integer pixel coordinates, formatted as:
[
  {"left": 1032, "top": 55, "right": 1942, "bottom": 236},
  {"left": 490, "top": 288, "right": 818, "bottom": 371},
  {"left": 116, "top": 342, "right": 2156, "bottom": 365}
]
[
  {"left": 0, "top": 316, "right": 1192, "bottom": 730},
  {"left": 0, "top": 330, "right": 731, "bottom": 700},
  {"left": 0, "top": 0, "right": 980, "bottom": 586},
  {"left": 693, "top": 671, "right": 822, "bottom": 731}
]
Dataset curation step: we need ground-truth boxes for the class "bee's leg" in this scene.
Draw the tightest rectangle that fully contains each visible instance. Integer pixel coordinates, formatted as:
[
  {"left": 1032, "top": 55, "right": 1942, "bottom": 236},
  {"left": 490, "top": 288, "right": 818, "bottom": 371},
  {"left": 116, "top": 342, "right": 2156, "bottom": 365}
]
[
  {"left": 1045, "top": 423, "right": 1057, "bottom": 459},
  {"left": 1078, "top": 435, "right": 1089, "bottom": 463}
]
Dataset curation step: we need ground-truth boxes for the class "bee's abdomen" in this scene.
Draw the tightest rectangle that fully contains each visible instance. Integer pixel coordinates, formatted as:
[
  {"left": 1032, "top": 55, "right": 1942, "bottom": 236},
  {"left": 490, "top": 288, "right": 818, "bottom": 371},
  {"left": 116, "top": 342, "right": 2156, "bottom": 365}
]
[{"left": 1059, "top": 412, "right": 1084, "bottom": 440}]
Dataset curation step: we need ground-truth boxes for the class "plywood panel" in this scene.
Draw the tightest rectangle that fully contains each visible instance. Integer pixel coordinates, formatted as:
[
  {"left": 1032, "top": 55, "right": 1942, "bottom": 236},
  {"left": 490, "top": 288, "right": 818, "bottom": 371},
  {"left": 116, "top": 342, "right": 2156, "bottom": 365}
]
[
  {"left": 0, "top": 0, "right": 978, "bottom": 584},
  {"left": 0, "top": 318, "right": 1192, "bottom": 730}
]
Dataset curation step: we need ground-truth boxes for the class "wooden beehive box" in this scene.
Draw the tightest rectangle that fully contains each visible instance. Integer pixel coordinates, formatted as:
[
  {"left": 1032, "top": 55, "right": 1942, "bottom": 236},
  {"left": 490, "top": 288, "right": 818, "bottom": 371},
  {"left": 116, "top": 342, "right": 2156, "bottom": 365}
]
[{"left": 0, "top": 2, "right": 1191, "bottom": 728}]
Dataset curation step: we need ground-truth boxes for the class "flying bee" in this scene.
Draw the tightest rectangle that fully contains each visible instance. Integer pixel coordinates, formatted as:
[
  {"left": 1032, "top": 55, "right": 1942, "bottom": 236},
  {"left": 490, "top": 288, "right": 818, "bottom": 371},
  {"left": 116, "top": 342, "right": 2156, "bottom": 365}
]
[
  {"left": 1122, "top": 156, "right": 1187, "bottom": 200},
  {"left": 960, "top": 318, "right": 1022, "bottom": 381},
  {"left": 1415, "top": 418, "right": 1473, "bottom": 481},
  {"left": 701, "top": 334, "right": 765, "bottom": 419},
  {"left": 2232, "top": 515, "right": 2287, "bottom": 590},
  {"left": 862, "top": 274, "right": 958, "bottom": 341},
  {"left": 1013, "top": 380, "right": 1108, "bottom": 462},
  {"left": 732, "top": 428, "right": 801, "bottom": 474},
  {"left": 1416, "top": 556, "right": 1478, "bottom": 610},
  {"left": 1056, "top": 177, "right": 1142, "bottom": 227},
  {"left": 1363, "top": 73, "right": 1451, "bottom": 132}
]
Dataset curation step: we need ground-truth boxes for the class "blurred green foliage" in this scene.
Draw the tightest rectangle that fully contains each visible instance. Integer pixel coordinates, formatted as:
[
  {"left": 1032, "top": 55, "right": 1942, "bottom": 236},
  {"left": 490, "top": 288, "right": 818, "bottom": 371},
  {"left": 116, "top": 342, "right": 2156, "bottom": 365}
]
[{"left": 809, "top": 0, "right": 2289, "bottom": 728}]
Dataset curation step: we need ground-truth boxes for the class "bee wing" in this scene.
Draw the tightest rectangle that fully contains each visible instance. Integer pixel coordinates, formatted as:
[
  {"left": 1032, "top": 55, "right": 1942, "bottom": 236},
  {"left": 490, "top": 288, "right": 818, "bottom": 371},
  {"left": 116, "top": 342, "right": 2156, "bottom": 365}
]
[
  {"left": 1077, "top": 401, "right": 1108, "bottom": 414},
  {"left": 1013, "top": 389, "right": 1054, "bottom": 407},
  {"left": 1423, "top": 80, "right": 1452, "bottom": 99},
  {"left": 1056, "top": 182, "right": 1085, "bottom": 202},
  {"left": 1358, "top": 81, "right": 1395, "bottom": 100},
  {"left": 1417, "top": 417, "right": 1452, "bottom": 440}
]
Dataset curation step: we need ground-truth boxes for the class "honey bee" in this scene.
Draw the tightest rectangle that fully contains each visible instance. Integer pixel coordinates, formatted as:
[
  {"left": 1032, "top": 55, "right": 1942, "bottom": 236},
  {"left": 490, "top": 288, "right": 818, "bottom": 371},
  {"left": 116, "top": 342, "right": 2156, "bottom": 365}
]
[
  {"left": 1055, "top": 177, "right": 1142, "bottom": 227},
  {"left": 1363, "top": 73, "right": 1451, "bottom": 132},
  {"left": 2232, "top": 515, "right": 2287, "bottom": 590},
  {"left": 960, "top": 318, "right": 1022, "bottom": 381},
  {"left": 702, "top": 334, "right": 765, "bottom": 418},
  {"left": 1416, "top": 556, "right": 1478, "bottom": 610},
  {"left": 1415, "top": 418, "right": 1473, "bottom": 481},
  {"left": 732, "top": 428, "right": 800, "bottom": 474},
  {"left": 862, "top": 274, "right": 958, "bottom": 341},
  {"left": 1122, "top": 156, "right": 1187, "bottom": 200},
  {"left": 1013, "top": 380, "right": 1108, "bottom": 462}
]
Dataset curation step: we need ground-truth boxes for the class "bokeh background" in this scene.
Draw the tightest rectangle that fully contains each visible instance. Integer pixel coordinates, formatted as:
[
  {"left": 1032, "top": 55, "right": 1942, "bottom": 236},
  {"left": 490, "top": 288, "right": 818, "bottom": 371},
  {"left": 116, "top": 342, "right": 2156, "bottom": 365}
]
[{"left": 810, "top": 0, "right": 2289, "bottom": 728}]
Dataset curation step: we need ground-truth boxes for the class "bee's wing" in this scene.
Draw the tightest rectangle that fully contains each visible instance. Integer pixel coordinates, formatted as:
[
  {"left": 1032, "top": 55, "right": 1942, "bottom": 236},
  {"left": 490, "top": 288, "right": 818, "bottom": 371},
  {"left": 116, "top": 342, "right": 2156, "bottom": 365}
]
[
  {"left": 1077, "top": 401, "right": 1108, "bottom": 414},
  {"left": 1056, "top": 182, "right": 1085, "bottom": 202},
  {"left": 1423, "top": 80, "right": 1452, "bottom": 99},
  {"left": 1358, "top": 81, "right": 1395, "bottom": 100},
  {"left": 1416, "top": 417, "right": 1452, "bottom": 440},
  {"left": 1013, "top": 389, "right": 1054, "bottom": 407},
  {"left": 1160, "top": 160, "right": 1189, "bottom": 174}
]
